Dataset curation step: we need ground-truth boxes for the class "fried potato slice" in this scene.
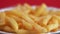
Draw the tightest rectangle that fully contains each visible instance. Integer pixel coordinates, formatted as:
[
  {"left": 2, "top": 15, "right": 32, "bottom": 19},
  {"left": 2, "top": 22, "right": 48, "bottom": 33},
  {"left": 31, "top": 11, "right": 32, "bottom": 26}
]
[
  {"left": 42, "top": 15, "right": 52, "bottom": 26},
  {"left": 0, "top": 12, "right": 6, "bottom": 26},
  {"left": 33, "top": 23, "right": 47, "bottom": 33},
  {"left": 22, "top": 20, "right": 33, "bottom": 30},
  {"left": 35, "top": 3, "right": 47, "bottom": 16},
  {"left": 3, "top": 26, "right": 14, "bottom": 32},
  {"left": 29, "top": 14, "right": 39, "bottom": 22},
  {"left": 17, "top": 29, "right": 29, "bottom": 34},
  {"left": 47, "top": 18, "right": 59, "bottom": 32},
  {"left": 6, "top": 16, "right": 18, "bottom": 32}
]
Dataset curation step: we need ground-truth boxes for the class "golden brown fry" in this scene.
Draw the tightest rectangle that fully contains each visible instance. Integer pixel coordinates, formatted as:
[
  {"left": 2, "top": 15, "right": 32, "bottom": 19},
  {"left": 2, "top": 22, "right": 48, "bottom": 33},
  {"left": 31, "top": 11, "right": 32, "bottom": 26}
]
[
  {"left": 22, "top": 20, "right": 33, "bottom": 30},
  {"left": 35, "top": 3, "right": 47, "bottom": 16},
  {"left": 42, "top": 15, "right": 52, "bottom": 26},
  {"left": 33, "top": 23, "right": 47, "bottom": 33},
  {"left": 37, "top": 16, "right": 45, "bottom": 26},
  {"left": 41, "top": 10, "right": 48, "bottom": 16},
  {"left": 3, "top": 26, "right": 14, "bottom": 32},
  {"left": 51, "top": 28, "right": 58, "bottom": 32},
  {"left": 8, "top": 9, "right": 22, "bottom": 17},
  {"left": 53, "top": 15, "right": 60, "bottom": 24},
  {"left": 17, "top": 29, "right": 47, "bottom": 34},
  {"left": 6, "top": 16, "right": 18, "bottom": 32},
  {"left": 0, "top": 12, "right": 6, "bottom": 25},
  {"left": 22, "top": 3, "right": 32, "bottom": 14},
  {"left": 9, "top": 15, "right": 22, "bottom": 22},
  {"left": 17, "top": 29, "right": 29, "bottom": 34},
  {"left": 47, "top": 18, "right": 59, "bottom": 32},
  {"left": 16, "top": 4, "right": 22, "bottom": 12},
  {"left": 29, "top": 14, "right": 39, "bottom": 22},
  {"left": 24, "top": 3, "right": 31, "bottom": 10}
]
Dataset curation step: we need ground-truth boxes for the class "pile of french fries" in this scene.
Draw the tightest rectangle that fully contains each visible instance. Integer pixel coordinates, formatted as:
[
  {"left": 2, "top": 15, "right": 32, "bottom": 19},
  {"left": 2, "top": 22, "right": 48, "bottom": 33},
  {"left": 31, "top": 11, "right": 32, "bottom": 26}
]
[{"left": 0, "top": 3, "right": 60, "bottom": 34}]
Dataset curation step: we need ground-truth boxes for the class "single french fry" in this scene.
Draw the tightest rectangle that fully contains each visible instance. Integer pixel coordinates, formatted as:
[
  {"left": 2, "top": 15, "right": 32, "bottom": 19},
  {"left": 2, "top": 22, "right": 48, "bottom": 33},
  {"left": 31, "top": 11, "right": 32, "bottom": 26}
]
[
  {"left": 24, "top": 3, "right": 31, "bottom": 10},
  {"left": 53, "top": 15, "right": 60, "bottom": 24},
  {"left": 10, "top": 15, "right": 23, "bottom": 29},
  {"left": 35, "top": 3, "right": 47, "bottom": 16},
  {"left": 47, "top": 18, "right": 59, "bottom": 32},
  {"left": 22, "top": 7, "right": 31, "bottom": 14},
  {"left": 33, "top": 23, "right": 47, "bottom": 33},
  {"left": 41, "top": 10, "right": 48, "bottom": 16},
  {"left": 42, "top": 15, "right": 52, "bottom": 26},
  {"left": 22, "top": 20, "right": 33, "bottom": 30},
  {"left": 7, "top": 9, "right": 22, "bottom": 17},
  {"left": 38, "top": 33, "right": 47, "bottom": 34},
  {"left": 6, "top": 16, "right": 18, "bottom": 32},
  {"left": 22, "top": 3, "right": 32, "bottom": 14},
  {"left": 9, "top": 15, "right": 22, "bottom": 23},
  {"left": 29, "top": 14, "right": 39, "bottom": 22},
  {"left": 16, "top": 4, "right": 22, "bottom": 9},
  {"left": 17, "top": 29, "right": 29, "bottom": 34},
  {"left": 0, "top": 12, "right": 6, "bottom": 25},
  {"left": 3, "top": 26, "right": 14, "bottom": 32},
  {"left": 5, "top": 4, "right": 22, "bottom": 16},
  {"left": 37, "top": 16, "right": 45, "bottom": 26},
  {"left": 51, "top": 28, "right": 58, "bottom": 32}
]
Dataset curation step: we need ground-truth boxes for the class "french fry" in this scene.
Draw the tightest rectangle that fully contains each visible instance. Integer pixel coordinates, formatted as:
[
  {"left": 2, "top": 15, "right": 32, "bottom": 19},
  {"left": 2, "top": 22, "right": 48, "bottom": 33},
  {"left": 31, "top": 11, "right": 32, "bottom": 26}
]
[
  {"left": 33, "top": 23, "right": 47, "bottom": 33},
  {"left": 9, "top": 15, "right": 23, "bottom": 29},
  {"left": 47, "top": 18, "right": 59, "bottom": 31},
  {"left": 16, "top": 4, "right": 22, "bottom": 10},
  {"left": 29, "top": 14, "right": 39, "bottom": 22},
  {"left": 53, "top": 15, "right": 60, "bottom": 24},
  {"left": 22, "top": 20, "right": 33, "bottom": 30},
  {"left": 6, "top": 16, "right": 18, "bottom": 32},
  {"left": 51, "top": 28, "right": 58, "bottom": 32},
  {"left": 24, "top": 3, "right": 31, "bottom": 9},
  {"left": 9, "top": 15, "right": 22, "bottom": 23},
  {"left": 42, "top": 15, "right": 52, "bottom": 26},
  {"left": 17, "top": 29, "right": 29, "bottom": 34},
  {"left": 37, "top": 16, "right": 45, "bottom": 26},
  {"left": 41, "top": 10, "right": 48, "bottom": 16},
  {"left": 3, "top": 26, "right": 14, "bottom": 32},
  {"left": 22, "top": 3, "right": 32, "bottom": 14},
  {"left": 35, "top": 3, "right": 47, "bottom": 16},
  {"left": 0, "top": 12, "right": 6, "bottom": 25},
  {"left": 7, "top": 9, "right": 22, "bottom": 17}
]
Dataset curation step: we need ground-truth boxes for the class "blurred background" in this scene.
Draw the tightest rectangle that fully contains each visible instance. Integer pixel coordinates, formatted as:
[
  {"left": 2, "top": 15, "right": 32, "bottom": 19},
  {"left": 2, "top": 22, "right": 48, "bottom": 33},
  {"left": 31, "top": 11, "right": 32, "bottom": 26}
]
[{"left": 0, "top": 0, "right": 60, "bottom": 8}]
